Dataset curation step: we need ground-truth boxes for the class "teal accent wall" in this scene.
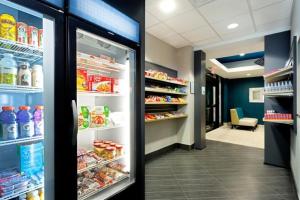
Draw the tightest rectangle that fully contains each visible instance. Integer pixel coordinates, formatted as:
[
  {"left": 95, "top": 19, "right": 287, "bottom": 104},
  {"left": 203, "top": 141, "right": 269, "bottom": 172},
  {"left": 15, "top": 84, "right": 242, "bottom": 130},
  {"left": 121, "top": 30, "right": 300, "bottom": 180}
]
[{"left": 222, "top": 77, "right": 264, "bottom": 124}]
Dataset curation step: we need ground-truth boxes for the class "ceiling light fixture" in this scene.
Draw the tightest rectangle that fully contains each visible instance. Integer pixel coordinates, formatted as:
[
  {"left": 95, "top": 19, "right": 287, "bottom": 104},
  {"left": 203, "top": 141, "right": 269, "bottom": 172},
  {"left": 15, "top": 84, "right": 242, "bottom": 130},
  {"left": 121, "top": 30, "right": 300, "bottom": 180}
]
[
  {"left": 227, "top": 23, "right": 239, "bottom": 29},
  {"left": 160, "top": 0, "right": 176, "bottom": 13},
  {"left": 240, "top": 53, "right": 245, "bottom": 56},
  {"left": 246, "top": 73, "right": 251, "bottom": 76}
]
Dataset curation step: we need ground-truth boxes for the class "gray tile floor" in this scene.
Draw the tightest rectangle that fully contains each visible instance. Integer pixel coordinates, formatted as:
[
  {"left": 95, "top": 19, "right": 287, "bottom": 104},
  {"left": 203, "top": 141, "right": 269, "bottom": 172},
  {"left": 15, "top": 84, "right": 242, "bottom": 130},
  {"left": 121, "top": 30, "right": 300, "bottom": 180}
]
[{"left": 146, "top": 140, "right": 299, "bottom": 200}]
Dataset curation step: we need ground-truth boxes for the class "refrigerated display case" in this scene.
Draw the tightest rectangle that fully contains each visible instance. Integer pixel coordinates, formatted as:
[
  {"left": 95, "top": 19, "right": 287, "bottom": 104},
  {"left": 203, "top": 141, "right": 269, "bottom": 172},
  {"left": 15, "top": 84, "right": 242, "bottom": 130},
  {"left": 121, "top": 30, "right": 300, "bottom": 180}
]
[
  {"left": 66, "top": 1, "right": 144, "bottom": 199},
  {"left": 0, "top": 0, "right": 64, "bottom": 200}
]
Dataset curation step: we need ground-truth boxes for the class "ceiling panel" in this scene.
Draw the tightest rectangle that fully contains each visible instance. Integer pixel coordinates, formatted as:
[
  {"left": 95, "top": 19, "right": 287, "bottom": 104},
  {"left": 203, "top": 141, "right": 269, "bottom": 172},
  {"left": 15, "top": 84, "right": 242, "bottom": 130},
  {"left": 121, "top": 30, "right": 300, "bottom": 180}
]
[
  {"left": 181, "top": 26, "right": 217, "bottom": 42},
  {"left": 164, "top": 10, "right": 208, "bottom": 33},
  {"left": 253, "top": 0, "right": 292, "bottom": 26},
  {"left": 256, "top": 18, "right": 291, "bottom": 33},
  {"left": 249, "top": 0, "right": 285, "bottom": 10},
  {"left": 146, "top": 23, "right": 174, "bottom": 40},
  {"left": 194, "top": 37, "right": 222, "bottom": 47},
  {"left": 161, "top": 32, "right": 191, "bottom": 48},
  {"left": 198, "top": 0, "right": 249, "bottom": 23},
  {"left": 146, "top": 0, "right": 193, "bottom": 21},
  {"left": 211, "top": 13, "right": 255, "bottom": 36},
  {"left": 146, "top": 12, "right": 160, "bottom": 28}
]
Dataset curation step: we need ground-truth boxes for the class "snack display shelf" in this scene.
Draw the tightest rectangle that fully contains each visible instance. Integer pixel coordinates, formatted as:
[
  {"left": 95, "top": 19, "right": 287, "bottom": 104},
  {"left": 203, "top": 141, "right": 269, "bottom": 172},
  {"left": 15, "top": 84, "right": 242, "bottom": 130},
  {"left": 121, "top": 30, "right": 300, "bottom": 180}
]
[
  {"left": 78, "top": 125, "right": 124, "bottom": 133},
  {"left": 145, "top": 102, "right": 187, "bottom": 105},
  {"left": 145, "top": 114, "right": 188, "bottom": 123},
  {"left": 264, "top": 90, "right": 294, "bottom": 97},
  {"left": 0, "top": 136, "right": 44, "bottom": 147},
  {"left": 77, "top": 155, "right": 125, "bottom": 174},
  {"left": 264, "top": 66, "right": 293, "bottom": 82},
  {"left": 78, "top": 175, "right": 129, "bottom": 200},
  {"left": 145, "top": 76, "right": 188, "bottom": 86},
  {"left": 145, "top": 88, "right": 187, "bottom": 96},
  {"left": 77, "top": 91, "right": 123, "bottom": 97},
  {"left": 263, "top": 118, "right": 294, "bottom": 125},
  {"left": 0, "top": 38, "right": 43, "bottom": 64},
  {"left": 0, "top": 84, "right": 43, "bottom": 93},
  {"left": 0, "top": 184, "right": 43, "bottom": 200}
]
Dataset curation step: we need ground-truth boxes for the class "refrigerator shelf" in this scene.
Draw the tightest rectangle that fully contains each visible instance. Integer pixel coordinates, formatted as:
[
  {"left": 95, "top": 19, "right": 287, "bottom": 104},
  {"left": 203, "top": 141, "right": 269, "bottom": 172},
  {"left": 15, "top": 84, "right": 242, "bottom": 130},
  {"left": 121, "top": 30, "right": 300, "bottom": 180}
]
[
  {"left": 77, "top": 91, "right": 124, "bottom": 97},
  {"left": 78, "top": 125, "right": 124, "bottom": 133},
  {"left": 0, "top": 38, "right": 43, "bottom": 64},
  {"left": 78, "top": 175, "right": 129, "bottom": 200},
  {"left": 77, "top": 155, "right": 125, "bottom": 174},
  {"left": 0, "top": 84, "right": 43, "bottom": 93},
  {"left": 0, "top": 136, "right": 44, "bottom": 147},
  {"left": 0, "top": 184, "right": 43, "bottom": 200}
]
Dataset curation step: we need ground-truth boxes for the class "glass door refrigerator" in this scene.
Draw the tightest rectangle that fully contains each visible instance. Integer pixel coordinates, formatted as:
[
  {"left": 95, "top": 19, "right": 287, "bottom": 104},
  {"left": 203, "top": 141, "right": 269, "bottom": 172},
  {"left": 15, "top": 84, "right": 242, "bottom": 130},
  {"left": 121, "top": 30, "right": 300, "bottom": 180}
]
[
  {"left": 66, "top": 1, "right": 144, "bottom": 200},
  {"left": 0, "top": 0, "right": 64, "bottom": 200}
]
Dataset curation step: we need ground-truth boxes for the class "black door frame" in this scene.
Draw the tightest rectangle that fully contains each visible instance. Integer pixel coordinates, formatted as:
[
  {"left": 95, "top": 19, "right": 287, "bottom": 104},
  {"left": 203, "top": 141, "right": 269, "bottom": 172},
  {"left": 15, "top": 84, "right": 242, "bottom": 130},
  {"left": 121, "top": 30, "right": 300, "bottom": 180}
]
[{"left": 65, "top": 15, "right": 144, "bottom": 200}]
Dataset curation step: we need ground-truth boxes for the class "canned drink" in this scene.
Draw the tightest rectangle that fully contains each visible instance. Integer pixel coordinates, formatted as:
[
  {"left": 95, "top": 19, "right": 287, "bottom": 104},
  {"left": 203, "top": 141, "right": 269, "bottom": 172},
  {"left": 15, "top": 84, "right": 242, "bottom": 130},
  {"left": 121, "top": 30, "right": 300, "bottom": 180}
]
[
  {"left": 16, "top": 22, "right": 27, "bottom": 44},
  {"left": 27, "top": 26, "right": 38, "bottom": 48},
  {"left": 38, "top": 29, "right": 43, "bottom": 48}
]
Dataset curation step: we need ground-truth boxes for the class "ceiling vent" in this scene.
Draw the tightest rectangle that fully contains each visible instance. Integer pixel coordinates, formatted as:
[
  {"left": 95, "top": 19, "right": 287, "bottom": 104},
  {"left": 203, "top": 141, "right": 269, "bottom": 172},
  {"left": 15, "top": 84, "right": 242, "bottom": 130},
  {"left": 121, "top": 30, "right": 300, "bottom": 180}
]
[{"left": 254, "top": 57, "right": 264, "bottom": 66}]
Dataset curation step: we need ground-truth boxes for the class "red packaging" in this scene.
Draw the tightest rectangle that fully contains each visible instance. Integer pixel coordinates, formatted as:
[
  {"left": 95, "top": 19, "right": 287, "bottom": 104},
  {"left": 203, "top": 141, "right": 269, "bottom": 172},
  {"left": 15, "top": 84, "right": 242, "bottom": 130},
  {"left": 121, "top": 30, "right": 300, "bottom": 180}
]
[
  {"left": 88, "top": 75, "right": 114, "bottom": 93},
  {"left": 16, "top": 22, "right": 27, "bottom": 44},
  {"left": 38, "top": 29, "right": 43, "bottom": 48},
  {"left": 27, "top": 26, "right": 38, "bottom": 48}
]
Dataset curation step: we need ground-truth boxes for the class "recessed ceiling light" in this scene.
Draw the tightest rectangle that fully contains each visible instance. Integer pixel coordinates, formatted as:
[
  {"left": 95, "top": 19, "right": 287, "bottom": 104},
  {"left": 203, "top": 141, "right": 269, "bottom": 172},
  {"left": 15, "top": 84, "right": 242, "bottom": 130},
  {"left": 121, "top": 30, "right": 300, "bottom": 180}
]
[
  {"left": 227, "top": 23, "right": 239, "bottom": 29},
  {"left": 246, "top": 73, "right": 251, "bottom": 76},
  {"left": 160, "top": 0, "right": 176, "bottom": 13},
  {"left": 240, "top": 53, "right": 245, "bottom": 56}
]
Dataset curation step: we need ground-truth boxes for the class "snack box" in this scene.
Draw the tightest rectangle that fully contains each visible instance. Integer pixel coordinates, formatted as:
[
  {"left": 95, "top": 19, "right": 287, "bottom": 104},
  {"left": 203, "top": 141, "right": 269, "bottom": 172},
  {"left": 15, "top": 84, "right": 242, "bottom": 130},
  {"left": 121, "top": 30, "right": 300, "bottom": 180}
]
[
  {"left": 88, "top": 75, "right": 114, "bottom": 93},
  {"left": 77, "top": 69, "right": 88, "bottom": 91}
]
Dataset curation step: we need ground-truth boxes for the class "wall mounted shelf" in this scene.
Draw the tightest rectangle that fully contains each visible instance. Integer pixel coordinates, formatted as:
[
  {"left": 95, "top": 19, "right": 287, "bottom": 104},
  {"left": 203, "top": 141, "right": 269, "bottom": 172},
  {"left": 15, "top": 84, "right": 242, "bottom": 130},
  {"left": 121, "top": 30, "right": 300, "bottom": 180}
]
[
  {"left": 264, "top": 91, "right": 294, "bottom": 97},
  {"left": 145, "top": 102, "right": 187, "bottom": 105},
  {"left": 145, "top": 76, "right": 188, "bottom": 86},
  {"left": 263, "top": 118, "right": 294, "bottom": 125},
  {"left": 145, "top": 114, "right": 188, "bottom": 123},
  {"left": 145, "top": 87, "right": 187, "bottom": 95},
  {"left": 264, "top": 66, "right": 293, "bottom": 82}
]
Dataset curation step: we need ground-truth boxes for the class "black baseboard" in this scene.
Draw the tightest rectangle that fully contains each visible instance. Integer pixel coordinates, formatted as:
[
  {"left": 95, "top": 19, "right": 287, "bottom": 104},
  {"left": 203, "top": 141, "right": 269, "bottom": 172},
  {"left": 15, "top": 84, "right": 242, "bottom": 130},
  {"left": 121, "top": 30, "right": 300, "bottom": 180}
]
[{"left": 145, "top": 143, "right": 194, "bottom": 161}]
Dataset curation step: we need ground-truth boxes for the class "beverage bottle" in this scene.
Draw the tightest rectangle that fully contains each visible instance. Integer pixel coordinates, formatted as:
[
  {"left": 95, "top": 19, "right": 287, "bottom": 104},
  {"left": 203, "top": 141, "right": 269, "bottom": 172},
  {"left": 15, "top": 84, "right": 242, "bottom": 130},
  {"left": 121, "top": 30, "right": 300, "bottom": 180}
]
[
  {"left": 288, "top": 81, "right": 293, "bottom": 91},
  {"left": 33, "top": 105, "right": 44, "bottom": 136},
  {"left": 0, "top": 106, "right": 18, "bottom": 140},
  {"left": 0, "top": 53, "right": 17, "bottom": 85},
  {"left": 17, "top": 106, "right": 34, "bottom": 138},
  {"left": 27, "top": 190, "right": 40, "bottom": 200}
]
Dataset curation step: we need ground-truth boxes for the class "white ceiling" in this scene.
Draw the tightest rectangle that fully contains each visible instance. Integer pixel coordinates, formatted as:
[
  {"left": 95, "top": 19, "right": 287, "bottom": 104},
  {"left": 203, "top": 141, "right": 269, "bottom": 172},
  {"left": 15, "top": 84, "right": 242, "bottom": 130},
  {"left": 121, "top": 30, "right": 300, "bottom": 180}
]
[{"left": 146, "top": 0, "right": 293, "bottom": 49}]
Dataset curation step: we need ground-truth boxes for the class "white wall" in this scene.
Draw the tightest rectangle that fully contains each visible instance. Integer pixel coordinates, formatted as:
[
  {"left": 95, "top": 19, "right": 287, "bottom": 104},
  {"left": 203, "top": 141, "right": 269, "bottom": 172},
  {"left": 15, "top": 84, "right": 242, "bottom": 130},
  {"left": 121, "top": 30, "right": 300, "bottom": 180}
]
[
  {"left": 145, "top": 33, "right": 194, "bottom": 154},
  {"left": 176, "top": 46, "right": 194, "bottom": 145},
  {"left": 291, "top": 0, "right": 300, "bottom": 198}
]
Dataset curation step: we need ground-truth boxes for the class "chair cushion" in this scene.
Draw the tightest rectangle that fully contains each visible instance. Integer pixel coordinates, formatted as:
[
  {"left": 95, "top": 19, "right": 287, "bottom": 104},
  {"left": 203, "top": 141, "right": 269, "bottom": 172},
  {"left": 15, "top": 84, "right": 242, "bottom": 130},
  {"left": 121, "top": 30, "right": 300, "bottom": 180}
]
[
  {"left": 236, "top": 107, "right": 244, "bottom": 119},
  {"left": 239, "top": 118, "right": 258, "bottom": 127},
  {"left": 230, "top": 109, "right": 239, "bottom": 125}
]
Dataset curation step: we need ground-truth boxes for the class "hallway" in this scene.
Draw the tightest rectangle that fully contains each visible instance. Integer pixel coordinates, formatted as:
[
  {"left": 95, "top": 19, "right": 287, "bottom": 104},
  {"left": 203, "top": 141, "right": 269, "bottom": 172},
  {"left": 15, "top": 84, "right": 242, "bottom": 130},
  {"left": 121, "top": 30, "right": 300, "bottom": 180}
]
[{"left": 146, "top": 140, "right": 298, "bottom": 200}]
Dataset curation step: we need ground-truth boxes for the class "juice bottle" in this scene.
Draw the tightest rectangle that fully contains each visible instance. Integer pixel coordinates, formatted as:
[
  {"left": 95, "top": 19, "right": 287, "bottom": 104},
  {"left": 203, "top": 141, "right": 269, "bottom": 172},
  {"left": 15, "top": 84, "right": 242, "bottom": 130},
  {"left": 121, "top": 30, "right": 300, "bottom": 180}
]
[
  {"left": 17, "top": 106, "right": 34, "bottom": 138},
  {"left": 38, "top": 188, "right": 44, "bottom": 200},
  {"left": 33, "top": 105, "right": 44, "bottom": 136},
  {"left": 0, "top": 106, "right": 18, "bottom": 140},
  {"left": 0, "top": 53, "right": 17, "bottom": 85}
]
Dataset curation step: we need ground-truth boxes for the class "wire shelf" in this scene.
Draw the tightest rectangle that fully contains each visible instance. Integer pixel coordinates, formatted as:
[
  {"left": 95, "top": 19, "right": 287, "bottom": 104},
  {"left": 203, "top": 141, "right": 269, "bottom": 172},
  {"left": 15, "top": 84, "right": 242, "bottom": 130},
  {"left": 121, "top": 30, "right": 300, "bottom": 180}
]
[
  {"left": 0, "top": 184, "right": 43, "bottom": 200},
  {"left": 0, "top": 84, "right": 43, "bottom": 93},
  {"left": 0, "top": 38, "right": 43, "bottom": 64},
  {"left": 0, "top": 136, "right": 44, "bottom": 147}
]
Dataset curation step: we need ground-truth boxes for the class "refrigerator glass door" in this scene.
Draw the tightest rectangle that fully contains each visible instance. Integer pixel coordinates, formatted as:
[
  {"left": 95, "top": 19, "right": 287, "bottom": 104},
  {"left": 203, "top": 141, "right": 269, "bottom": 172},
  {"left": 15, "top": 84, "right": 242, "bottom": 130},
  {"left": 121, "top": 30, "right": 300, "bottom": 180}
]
[
  {"left": 76, "top": 29, "right": 136, "bottom": 200},
  {"left": 0, "top": 1, "right": 55, "bottom": 200}
]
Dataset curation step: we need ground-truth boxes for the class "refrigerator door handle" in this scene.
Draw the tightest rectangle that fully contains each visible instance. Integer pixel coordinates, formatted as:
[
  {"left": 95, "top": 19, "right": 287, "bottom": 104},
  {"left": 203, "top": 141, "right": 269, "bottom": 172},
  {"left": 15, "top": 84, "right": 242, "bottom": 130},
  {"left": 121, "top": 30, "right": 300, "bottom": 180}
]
[{"left": 71, "top": 100, "right": 78, "bottom": 146}]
